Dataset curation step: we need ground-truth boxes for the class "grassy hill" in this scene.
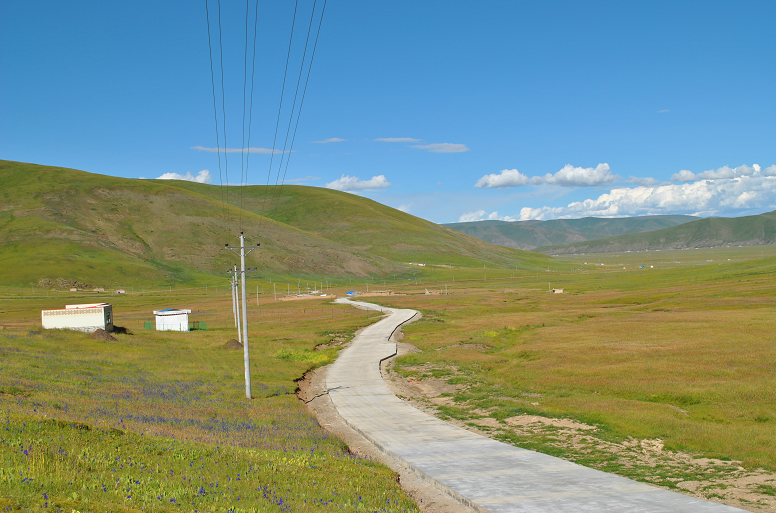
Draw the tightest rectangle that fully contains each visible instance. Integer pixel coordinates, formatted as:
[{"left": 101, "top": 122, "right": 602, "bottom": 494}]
[
  {"left": 0, "top": 160, "right": 549, "bottom": 288},
  {"left": 536, "top": 210, "right": 776, "bottom": 254},
  {"left": 445, "top": 215, "right": 696, "bottom": 250}
]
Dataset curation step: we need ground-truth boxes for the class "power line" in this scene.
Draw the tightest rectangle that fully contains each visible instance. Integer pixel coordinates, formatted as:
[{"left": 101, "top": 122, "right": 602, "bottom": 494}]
[
  {"left": 270, "top": 0, "right": 318, "bottom": 195},
  {"left": 242, "top": 0, "right": 260, "bottom": 231},
  {"left": 239, "top": 0, "right": 250, "bottom": 230},
  {"left": 217, "top": 0, "right": 231, "bottom": 229},
  {"left": 272, "top": 0, "right": 327, "bottom": 213},
  {"left": 205, "top": 0, "right": 227, "bottom": 223},
  {"left": 269, "top": 0, "right": 327, "bottom": 215},
  {"left": 257, "top": 0, "right": 299, "bottom": 234}
]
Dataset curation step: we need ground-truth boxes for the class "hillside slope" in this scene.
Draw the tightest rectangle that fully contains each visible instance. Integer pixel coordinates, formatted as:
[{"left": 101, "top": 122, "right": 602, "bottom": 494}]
[
  {"left": 170, "top": 181, "right": 543, "bottom": 268},
  {"left": 445, "top": 216, "right": 696, "bottom": 250},
  {"left": 0, "top": 160, "right": 549, "bottom": 287},
  {"left": 535, "top": 211, "right": 776, "bottom": 254}
]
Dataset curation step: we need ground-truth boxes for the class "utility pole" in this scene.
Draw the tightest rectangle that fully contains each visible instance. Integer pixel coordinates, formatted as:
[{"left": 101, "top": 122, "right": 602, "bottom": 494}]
[
  {"left": 227, "top": 266, "right": 244, "bottom": 347},
  {"left": 225, "top": 233, "right": 260, "bottom": 399},
  {"left": 274, "top": 283, "right": 277, "bottom": 301},
  {"left": 231, "top": 269, "right": 238, "bottom": 328}
]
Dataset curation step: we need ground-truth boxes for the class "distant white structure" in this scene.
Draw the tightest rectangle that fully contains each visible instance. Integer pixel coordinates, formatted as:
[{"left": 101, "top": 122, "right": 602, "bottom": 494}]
[
  {"left": 42, "top": 303, "right": 113, "bottom": 333},
  {"left": 551, "top": 288, "right": 564, "bottom": 294},
  {"left": 153, "top": 308, "right": 191, "bottom": 332}
]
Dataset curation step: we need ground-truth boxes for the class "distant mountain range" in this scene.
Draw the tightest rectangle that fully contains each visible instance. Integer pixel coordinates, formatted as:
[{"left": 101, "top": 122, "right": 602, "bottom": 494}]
[
  {"left": 534, "top": 210, "right": 776, "bottom": 255},
  {"left": 444, "top": 216, "right": 697, "bottom": 251}
]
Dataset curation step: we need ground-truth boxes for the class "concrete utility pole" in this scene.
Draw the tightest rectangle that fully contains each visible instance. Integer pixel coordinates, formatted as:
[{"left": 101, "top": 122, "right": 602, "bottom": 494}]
[
  {"left": 231, "top": 269, "right": 238, "bottom": 328},
  {"left": 228, "top": 266, "right": 242, "bottom": 346},
  {"left": 225, "top": 233, "right": 260, "bottom": 399}
]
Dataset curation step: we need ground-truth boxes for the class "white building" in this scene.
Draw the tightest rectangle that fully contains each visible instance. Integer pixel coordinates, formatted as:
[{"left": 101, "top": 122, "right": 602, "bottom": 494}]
[
  {"left": 41, "top": 303, "right": 113, "bottom": 333},
  {"left": 153, "top": 308, "right": 191, "bottom": 332}
]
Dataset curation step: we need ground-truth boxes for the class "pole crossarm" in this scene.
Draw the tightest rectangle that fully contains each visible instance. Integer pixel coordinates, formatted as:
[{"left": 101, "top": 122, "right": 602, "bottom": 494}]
[
  {"left": 225, "top": 243, "right": 260, "bottom": 257},
  {"left": 227, "top": 268, "right": 259, "bottom": 275}
]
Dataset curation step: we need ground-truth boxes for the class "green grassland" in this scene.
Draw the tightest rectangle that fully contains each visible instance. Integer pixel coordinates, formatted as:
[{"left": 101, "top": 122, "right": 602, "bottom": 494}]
[
  {"left": 2, "top": 245, "right": 776, "bottom": 510},
  {"left": 0, "top": 290, "right": 419, "bottom": 512},
  {"left": 360, "top": 248, "right": 776, "bottom": 487},
  {"left": 0, "top": 160, "right": 549, "bottom": 289}
]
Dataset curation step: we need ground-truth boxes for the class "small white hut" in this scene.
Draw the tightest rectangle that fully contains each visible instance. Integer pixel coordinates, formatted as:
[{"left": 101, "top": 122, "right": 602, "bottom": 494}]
[
  {"left": 42, "top": 303, "right": 114, "bottom": 333},
  {"left": 153, "top": 308, "right": 191, "bottom": 332}
]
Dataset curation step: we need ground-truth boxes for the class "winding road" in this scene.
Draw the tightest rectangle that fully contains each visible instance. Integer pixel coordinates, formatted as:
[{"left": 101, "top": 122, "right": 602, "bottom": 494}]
[{"left": 327, "top": 298, "right": 743, "bottom": 513}]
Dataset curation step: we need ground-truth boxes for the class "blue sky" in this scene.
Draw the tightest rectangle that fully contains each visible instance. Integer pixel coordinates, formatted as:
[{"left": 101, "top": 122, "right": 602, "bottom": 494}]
[{"left": 2, "top": 1, "right": 776, "bottom": 224}]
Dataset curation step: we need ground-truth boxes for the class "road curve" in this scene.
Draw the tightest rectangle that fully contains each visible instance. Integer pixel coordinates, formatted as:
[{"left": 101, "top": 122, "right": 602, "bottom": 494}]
[{"left": 328, "top": 298, "right": 743, "bottom": 513}]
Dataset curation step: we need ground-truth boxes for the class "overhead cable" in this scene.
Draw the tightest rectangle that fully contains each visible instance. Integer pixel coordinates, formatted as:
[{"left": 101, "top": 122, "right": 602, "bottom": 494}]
[
  {"left": 270, "top": 0, "right": 327, "bottom": 214},
  {"left": 217, "top": 0, "right": 231, "bottom": 229},
  {"left": 257, "top": 0, "right": 300, "bottom": 233},
  {"left": 205, "top": 0, "right": 228, "bottom": 224}
]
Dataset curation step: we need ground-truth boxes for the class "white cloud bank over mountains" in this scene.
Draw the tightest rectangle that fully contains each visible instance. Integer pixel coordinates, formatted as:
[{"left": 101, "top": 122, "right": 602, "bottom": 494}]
[
  {"left": 671, "top": 164, "right": 776, "bottom": 182},
  {"left": 462, "top": 164, "right": 776, "bottom": 222},
  {"left": 476, "top": 163, "right": 617, "bottom": 188},
  {"left": 326, "top": 174, "right": 391, "bottom": 192},
  {"left": 156, "top": 170, "right": 212, "bottom": 184}
]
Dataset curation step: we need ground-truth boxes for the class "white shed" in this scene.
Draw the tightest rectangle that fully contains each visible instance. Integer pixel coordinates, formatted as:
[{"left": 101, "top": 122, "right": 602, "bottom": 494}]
[
  {"left": 153, "top": 308, "right": 191, "bottom": 332},
  {"left": 42, "top": 303, "right": 113, "bottom": 333}
]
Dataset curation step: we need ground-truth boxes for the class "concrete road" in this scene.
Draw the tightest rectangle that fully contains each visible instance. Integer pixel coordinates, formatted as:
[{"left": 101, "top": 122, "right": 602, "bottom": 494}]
[{"left": 328, "top": 298, "right": 744, "bottom": 513}]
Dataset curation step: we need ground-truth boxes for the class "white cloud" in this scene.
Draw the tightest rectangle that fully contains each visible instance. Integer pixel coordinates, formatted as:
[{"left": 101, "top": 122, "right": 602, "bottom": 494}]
[
  {"left": 411, "top": 143, "right": 470, "bottom": 153},
  {"left": 459, "top": 210, "right": 487, "bottom": 222},
  {"left": 516, "top": 174, "right": 776, "bottom": 220},
  {"left": 540, "top": 163, "right": 618, "bottom": 187},
  {"left": 374, "top": 137, "right": 421, "bottom": 143},
  {"left": 461, "top": 164, "right": 776, "bottom": 222},
  {"left": 156, "top": 170, "right": 212, "bottom": 184},
  {"left": 458, "top": 210, "right": 517, "bottom": 222},
  {"left": 397, "top": 204, "right": 412, "bottom": 213},
  {"left": 671, "top": 164, "right": 776, "bottom": 182},
  {"left": 325, "top": 174, "right": 391, "bottom": 192},
  {"left": 192, "top": 146, "right": 289, "bottom": 154},
  {"left": 475, "top": 169, "right": 530, "bottom": 188},
  {"left": 475, "top": 163, "right": 617, "bottom": 188},
  {"left": 312, "top": 138, "right": 346, "bottom": 144},
  {"left": 625, "top": 176, "right": 660, "bottom": 186}
]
